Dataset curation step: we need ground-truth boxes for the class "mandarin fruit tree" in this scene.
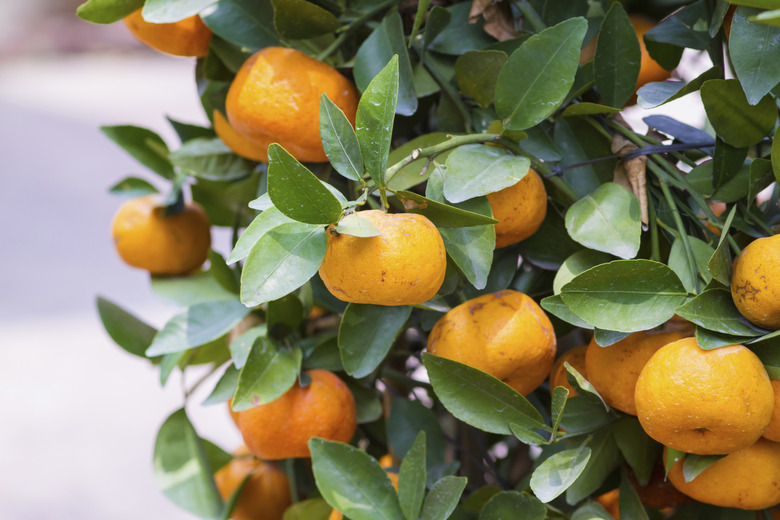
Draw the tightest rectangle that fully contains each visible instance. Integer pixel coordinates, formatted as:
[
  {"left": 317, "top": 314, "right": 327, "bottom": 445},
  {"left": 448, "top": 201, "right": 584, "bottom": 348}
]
[{"left": 83, "top": 0, "right": 780, "bottom": 518}]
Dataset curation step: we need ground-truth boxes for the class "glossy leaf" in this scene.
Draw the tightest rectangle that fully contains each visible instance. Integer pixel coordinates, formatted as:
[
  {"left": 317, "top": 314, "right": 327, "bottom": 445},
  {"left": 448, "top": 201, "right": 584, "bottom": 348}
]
[
  {"left": 519, "top": 211, "right": 583, "bottom": 271},
  {"left": 700, "top": 79, "right": 776, "bottom": 147},
  {"left": 228, "top": 207, "right": 293, "bottom": 264},
  {"left": 541, "top": 295, "right": 593, "bottom": 329},
  {"left": 320, "top": 95, "right": 363, "bottom": 183},
  {"left": 153, "top": 409, "right": 223, "bottom": 518},
  {"left": 712, "top": 138, "right": 748, "bottom": 189},
  {"left": 495, "top": 17, "right": 587, "bottom": 130},
  {"left": 142, "top": 0, "right": 216, "bottom": 22},
  {"left": 748, "top": 159, "right": 774, "bottom": 209},
  {"left": 339, "top": 304, "right": 412, "bottom": 378},
  {"left": 209, "top": 250, "right": 240, "bottom": 294},
  {"left": 566, "top": 431, "right": 621, "bottom": 504},
  {"left": 347, "top": 380, "right": 383, "bottom": 424},
  {"left": 637, "top": 66, "right": 722, "bottom": 108},
  {"left": 443, "top": 144, "right": 530, "bottom": 203},
  {"left": 428, "top": 3, "right": 492, "bottom": 55},
  {"left": 613, "top": 418, "right": 661, "bottom": 486},
  {"left": 560, "top": 102, "right": 621, "bottom": 117},
  {"left": 96, "top": 296, "right": 158, "bottom": 358},
  {"left": 675, "top": 286, "right": 766, "bottom": 337},
  {"left": 530, "top": 445, "right": 591, "bottom": 503},
  {"left": 618, "top": 469, "right": 649, "bottom": 520},
  {"left": 385, "top": 133, "right": 450, "bottom": 191},
  {"left": 643, "top": 115, "right": 715, "bottom": 151},
  {"left": 310, "top": 438, "right": 405, "bottom": 520},
  {"left": 420, "top": 476, "right": 467, "bottom": 520},
  {"left": 356, "top": 56, "right": 399, "bottom": 186},
  {"left": 730, "top": 6, "right": 780, "bottom": 105},
  {"left": 170, "top": 138, "right": 254, "bottom": 181},
  {"left": 422, "top": 354, "right": 545, "bottom": 435},
  {"left": 454, "top": 50, "right": 508, "bottom": 107},
  {"left": 553, "top": 117, "right": 615, "bottom": 198},
  {"left": 202, "top": 363, "right": 240, "bottom": 405},
  {"left": 682, "top": 454, "right": 724, "bottom": 483},
  {"left": 76, "top": 0, "right": 143, "bottom": 23},
  {"left": 101, "top": 125, "right": 174, "bottom": 179},
  {"left": 667, "top": 236, "right": 715, "bottom": 293},
  {"left": 335, "top": 213, "right": 381, "bottom": 238},
  {"left": 240, "top": 222, "right": 327, "bottom": 306},
  {"left": 394, "top": 191, "right": 498, "bottom": 228},
  {"left": 643, "top": 1, "right": 709, "bottom": 50},
  {"left": 151, "top": 271, "right": 235, "bottom": 306},
  {"left": 109, "top": 176, "right": 159, "bottom": 197},
  {"left": 387, "top": 398, "right": 446, "bottom": 468},
  {"left": 565, "top": 183, "right": 642, "bottom": 259},
  {"left": 201, "top": 0, "right": 279, "bottom": 50},
  {"left": 558, "top": 396, "right": 617, "bottom": 435},
  {"left": 398, "top": 432, "right": 427, "bottom": 520},
  {"left": 708, "top": 205, "right": 737, "bottom": 286},
  {"left": 560, "top": 260, "right": 688, "bottom": 333},
  {"left": 232, "top": 337, "right": 301, "bottom": 410},
  {"left": 271, "top": 0, "right": 339, "bottom": 39},
  {"left": 553, "top": 250, "right": 613, "bottom": 295},
  {"left": 594, "top": 2, "right": 641, "bottom": 107}
]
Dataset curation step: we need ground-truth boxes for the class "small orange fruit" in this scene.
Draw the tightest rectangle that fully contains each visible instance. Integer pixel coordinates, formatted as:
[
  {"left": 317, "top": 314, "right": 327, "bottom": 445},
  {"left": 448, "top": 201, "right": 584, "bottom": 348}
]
[
  {"left": 234, "top": 369, "right": 356, "bottom": 460},
  {"left": 225, "top": 47, "right": 359, "bottom": 163},
  {"left": 427, "top": 290, "right": 557, "bottom": 395},
  {"left": 123, "top": 10, "right": 211, "bottom": 57},
  {"left": 762, "top": 379, "right": 780, "bottom": 442},
  {"left": 594, "top": 489, "right": 620, "bottom": 518},
  {"left": 111, "top": 194, "right": 211, "bottom": 276},
  {"left": 549, "top": 345, "right": 587, "bottom": 397},
  {"left": 635, "top": 337, "right": 774, "bottom": 455},
  {"left": 585, "top": 331, "right": 688, "bottom": 415},
  {"left": 631, "top": 15, "right": 672, "bottom": 92},
  {"left": 667, "top": 438, "right": 780, "bottom": 510},
  {"left": 486, "top": 168, "right": 547, "bottom": 248},
  {"left": 214, "top": 445, "right": 292, "bottom": 520},
  {"left": 731, "top": 235, "right": 780, "bottom": 330},
  {"left": 213, "top": 110, "right": 268, "bottom": 162},
  {"left": 318, "top": 210, "right": 446, "bottom": 306}
]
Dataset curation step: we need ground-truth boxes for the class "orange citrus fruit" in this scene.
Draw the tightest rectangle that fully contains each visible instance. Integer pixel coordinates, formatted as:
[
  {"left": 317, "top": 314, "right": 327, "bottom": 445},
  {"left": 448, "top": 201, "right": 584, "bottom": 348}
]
[
  {"left": 549, "top": 345, "right": 587, "bottom": 397},
  {"left": 214, "top": 445, "right": 292, "bottom": 520},
  {"left": 225, "top": 47, "right": 359, "bottom": 163},
  {"left": 731, "top": 235, "right": 780, "bottom": 330},
  {"left": 635, "top": 337, "right": 774, "bottom": 455},
  {"left": 427, "top": 290, "right": 557, "bottom": 395},
  {"left": 594, "top": 489, "right": 620, "bottom": 518},
  {"left": 631, "top": 15, "right": 671, "bottom": 92},
  {"left": 486, "top": 168, "right": 547, "bottom": 248},
  {"left": 585, "top": 331, "right": 688, "bottom": 415},
  {"left": 111, "top": 194, "right": 211, "bottom": 276},
  {"left": 318, "top": 210, "right": 446, "bottom": 306},
  {"left": 667, "top": 438, "right": 780, "bottom": 510},
  {"left": 763, "top": 379, "right": 780, "bottom": 442},
  {"left": 234, "top": 369, "right": 356, "bottom": 460},
  {"left": 213, "top": 110, "right": 268, "bottom": 162},
  {"left": 123, "top": 10, "right": 211, "bottom": 57}
]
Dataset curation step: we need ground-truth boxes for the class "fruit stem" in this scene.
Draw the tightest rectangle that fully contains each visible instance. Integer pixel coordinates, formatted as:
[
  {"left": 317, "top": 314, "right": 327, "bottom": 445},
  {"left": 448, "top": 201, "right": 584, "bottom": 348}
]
[
  {"left": 513, "top": 0, "right": 547, "bottom": 33},
  {"left": 379, "top": 186, "right": 390, "bottom": 210},
  {"left": 648, "top": 195, "right": 661, "bottom": 262},
  {"left": 315, "top": 0, "right": 398, "bottom": 62},
  {"left": 659, "top": 179, "right": 702, "bottom": 293}
]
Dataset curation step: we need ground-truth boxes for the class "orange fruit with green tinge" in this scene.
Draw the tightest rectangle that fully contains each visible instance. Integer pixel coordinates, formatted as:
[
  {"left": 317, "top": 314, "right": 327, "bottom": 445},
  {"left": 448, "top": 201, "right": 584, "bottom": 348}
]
[
  {"left": 123, "top": 10, "right": 211, "bottom": 57},
  {"left": 635, "top": 337, "right": 774, "bottom": 455},
  {"left": 549, "top": 345, "right": 587, "bottom": 397},
  {"left": 427, "top": 290, "right": 557, "bottom": 395},
  {"left": 486, "top": 168, "right": 547, "bottom": 248},
  {"left": 731, "top": 235, "right": 780, "bottom": 330},
  {"left": 318, "top": 210, "right": 446, "bottom": 306},
  {"left": 225, "top": 47, "right": 359, "bottom": 163},
  {"left": 111, "top": 194, "right": 211, "bottom": 276}
]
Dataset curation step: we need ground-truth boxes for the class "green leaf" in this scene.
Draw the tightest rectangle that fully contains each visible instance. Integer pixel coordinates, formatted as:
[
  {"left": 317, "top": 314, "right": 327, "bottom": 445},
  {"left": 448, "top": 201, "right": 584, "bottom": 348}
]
[
  {"left": 565, "top": 183, "right": 642, "bottom": 259},
  {"left": 240, "top": 222, "right": 327, "bottom": 307},
  {"left": 354, "top": 14, "right": 416, "bottom": 117},
  {"left": 495, "top": 17, "right": 588, "bottom": 130},
  {"left": 191, "top": 170, "right": 261, "bottom": 227},
  {"left": 346, "top": 379, "right": 383, "bottom": 424},
  {"left": 479, "top": 491, "right": 546, "bottom": 520},
  {"left": 109, "top": 176, "right": 159, "bottom": 197},
  {"left": 558, "top": 396, "right": 617, "bottom": 435},
  {"left": 271, "top": 0, "right": 339, "bottom": 39},
  {"left": 428, "top": 3, "right": 493, "bottom": 55},
  {"left": 267, "top": 144, "right": 342, "bottom": 225},
  {"left": 530, "top": 445, "right": 591, "bottom": 503},
  {"left": 541, "top": 295, "right": 593, "bottom": 329},
  {"left": 730, "top": 6, "right": 780, "bottom": 105},
  {"left": 386, "top": 133, "right": 451, "bottom": 191},
  {"left": 153, "top": 409, "right": 223, "bottom": 518},
  {"left": 142, "top": 0, "right": 216, "bottom": 22},
  {"left": 560, "top": 260, "right": 688, "bottom": 333},
  {"left": 560, "top": 102, "right": 621, "bottom": 117},
  {"left": 422, "top": 354, "right": 545, "bottom": 435},
  {"left": 151, "top": 271, "right": 235, "bottom": 306},
  {"left": 335, "top": 213, "right": 382, "bottom": 238},
  {"left": 618, "top": 469, "right": 649, "bottom": 520},
  {"left": 399, "top": 432, "right": 427, "bottom": 520},
  {"left": 356, "top": 56, "right": 399, "bottom": 187},
  {"left": 232, "top": 337, "right": 301, "bottom": 410},
  {"left": 146, "top": 300, "right": 250, "bottom": 356},
  {"left": 76, "top": 0, "right": 143, "bottom": 23},
  {"left": 394, "top": 191, "right": 498, "bottom": 228},
  {"left": 167, "top": 117, "right": 215, "bottom": 143},
  {"left": 553, "top": 117, "right": 615, "bottom": 198},
  {"left": 209, "top": 250, "right": 240, "bottom": 294},
  {"left": 454, "top": 50, "right": 508, "bottom": 107},
  {"left": 613, "top": 418, "right": 661, "bottom": 487},
  {"left": 667, "top": 236, "right": 715, "bottom": 293},
  {"left": 310, "top": 438, "right": 405, "bottom": 520},
  {"left": 170, "top": 138, "right": 254, "bottom": 181},
  {"left": 675, "top": 286, "right": 766, "bottom": 337},
  {"left": 594, "top": 2, "right": 641, "bottom": 107},
  {"left": 644, "top": 1, "right": 709, "bottom": 50},
  {"left": 320, "top": 95, "right": 364, "bottom": 183},
  {"left": 708, "top": 205, "right": 737, "bottom": 286},
  {"left": 553, "top": 250, "right": 614, "bottom": 295},
  {"left": 748, "top": 158, "right": 774, "bottom": 209},
  {"left": 201, "top": 0, "right": 279, "bottom": 50},
  {"left": 420, "top": 476, "right": 467, "bottom": 520},
  {"left": 339, "top": 304, "right": 412, "bottom": 378},
  {"left": 443, "top": 144, "right": 530, "bottom": 203},
  {"left": 637, "top": 66, "right": 723, "bottom": 108},
  {"left": 700, "top": 79, "right": 777, "bottom": 147},
  {"left": 202, "top": 363, "right": 240, "bottom": 405},
  {"left": 682, "top": 454, "right": 724, "bottom": 482},
  {"left": 695, "top": 327, "right": 753, "bottom": 350},
  {"left": 387, "top": 398, "right": 446, "bottom": 468},
  {"left": 228, "top": 207, "right": 294, "bottom": 264},
  {"left": 550, "top": 386, "right": 568, "bottom": 437},
  {"left": 510, "top": 423, "right": 549, "bottom": 446},
  {"left": 101, "top": 125, "right": 174, "bottom": 179},
  {"left": 420, "top": 6, "right": 451, "bottom": 63},
  {"left": 712, "top": 138, "right": 748, "bottom": 189},
  {"left": 266, "top": 293, "right": 305, "bottom": 335},
  {"left": 750, "top": 8, "right": 780, "bottom": 26},
  {"left": 570, "top": 502, "right": 612, "bottom": 520},
  {"left": 566, "top": 431, "right": 621, "bottom": 504},
  {"left": 96, "top": 296, "right": 158, "bottom": 358},
  {"left": 409, "top": 0, "right": 431, "bottom": 43},
  {"left": 564, "top": 362, "right": 608, "bottom": 408},
  {"left": 282, "top": 498, "right": 333, "bottom": 520}
]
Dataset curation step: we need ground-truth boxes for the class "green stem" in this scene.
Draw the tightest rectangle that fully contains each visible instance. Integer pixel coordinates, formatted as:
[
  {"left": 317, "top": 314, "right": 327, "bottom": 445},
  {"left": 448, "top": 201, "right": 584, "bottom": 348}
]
[
  {"left": 659, "top": 180, "right": 701, "bottom": 293},
  {"left": 648, "top": 195, "right": 660, "bottom": 262},
  {"left": 513, "top": 0, "right": 547, "bottom": 33},
  {"left": 379, "top": 186, "right": 389, "bottom": 210},
  {"left": 315, "top": 0, "right": 398, "bottom": 62}
]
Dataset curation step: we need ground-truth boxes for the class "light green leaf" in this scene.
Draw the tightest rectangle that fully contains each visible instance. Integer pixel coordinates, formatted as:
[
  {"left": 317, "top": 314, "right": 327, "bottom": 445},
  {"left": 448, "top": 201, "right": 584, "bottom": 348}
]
[
  {"left": 96, "top": 296, "right": 158, "bottom": 358},
  {"left": 335, "top": 213, "right": 381, "bottom": 238},
  {"left": 356, "top": 56, "right": 399, "bottom": 186},
  {"left": 530, "top": 445, "right": 591, "bottom": 503},
  {"left": 398, "top": 432, "right": 427, "bottom": 520},
  {"left": 232, "top": 337, "right": 301, "bottom": 410},
  {"left": 443, "top": 144, "right": 530, "bottom": 203},
  {"left": 420, "top": 476, "right": 467, "bottom": 520},
  {"left": 320, "top": 95, "right": 364, "bottom": 183}
]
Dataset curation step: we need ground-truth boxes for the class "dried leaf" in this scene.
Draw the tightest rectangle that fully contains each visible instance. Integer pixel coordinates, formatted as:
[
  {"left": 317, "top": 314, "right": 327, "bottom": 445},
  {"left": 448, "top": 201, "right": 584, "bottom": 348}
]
[{"left": 470, "top": 0, "right": 516, "bottom": 41}]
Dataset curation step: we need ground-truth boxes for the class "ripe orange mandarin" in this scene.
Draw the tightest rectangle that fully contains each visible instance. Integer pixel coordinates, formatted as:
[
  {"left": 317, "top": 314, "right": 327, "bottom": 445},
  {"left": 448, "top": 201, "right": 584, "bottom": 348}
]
[
  {"left": 486, "top": 168, "right": 547, "bottom": 248},
  {"left": 123, "top": 10, "right": 211, "bottom": 57},
  {"left": 731, "top": 234, "right": 780, "bottom": 330},
  {"left": 549, "top": 345, "right": 587, "bottom": 397},
  {"left": 762, "top": 379, "right": 780, "bottom": 442}
]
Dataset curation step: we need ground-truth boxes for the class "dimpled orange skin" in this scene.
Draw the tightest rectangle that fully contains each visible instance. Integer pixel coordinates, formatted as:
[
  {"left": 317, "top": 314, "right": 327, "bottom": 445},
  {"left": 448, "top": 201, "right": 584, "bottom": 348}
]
[
  {"left": 214, "top": 446, "right": 291, "bottom": 520},
  {"left": 667, "top": 439, "right": 780, "bottom": 510},
  {"left": 762, "top": 380, "right": 780, "bottom": 442},
  {"left": 213, "top": 110, "right": 269, "bottom": 162},
  {"left": 486, "top": 168, "right": 547, "bottom": 248},
  {"left": 635, "top": 337, "right": 774, "bottom": 455},
  {"left": 111, "top": 194, "right": 211, "bottom": 276},
  {"left": 329, "top": 471, "right": 399, "bottom": 520},
  {"left": 225, "top": 47, "right": 359, "bottom": 163},
  {"left": 585, "top": 331, "right": 688, "bottom": 415},
  {"left": 549, "top": 345, "right": 587, "bottom": 397},
  {"left": 731, "top": 235, "right": 780, "bottom": 330},
  {"left": 318, "top": 210, "right": 446, "bottom": 306},
  {"left": 427, "top": 290, "right": 557, "bottom": 396},
  {"left": 123, "top": 10, "right": 211, "bottom": 57},
  {"left": 234, "top": 369, "right": 356, "bottom": 460}
]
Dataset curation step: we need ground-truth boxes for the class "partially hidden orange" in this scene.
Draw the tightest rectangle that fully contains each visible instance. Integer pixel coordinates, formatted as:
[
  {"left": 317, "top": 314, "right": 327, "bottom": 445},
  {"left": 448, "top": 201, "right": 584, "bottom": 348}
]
[
  {"left": 486, "top": 168, "right": 547, "bottom": 248},
  {"left": 123, "top": 10, "right": 211, "bottom": 57},
  {"left": 549, "top": 345, "right": 587, "bottom": 397},
  {"left": 731, "top": 234, "right": 780, "bottom": 330}
]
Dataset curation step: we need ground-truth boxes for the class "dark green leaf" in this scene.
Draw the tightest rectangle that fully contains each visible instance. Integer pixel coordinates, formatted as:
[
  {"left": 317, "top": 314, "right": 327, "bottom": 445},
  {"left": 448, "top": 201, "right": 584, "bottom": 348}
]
[
  {"left": 510, "top": 423, "right": 548, "bottom": 446},
  {"left": 271, "top": 0, "right": 339, "bottom": 39},
  {"left": 748, "top": 158, "right": 774, "bottom": 209},
  {"left": 443, "top": 144, "right": 530, "bottom": 203},
  {"left": 346, "top": 380, "right": 383, "bottom": 424},
  {"left": 454, "top": 50, "right": 508, "bottom": 107},
  {"left": 420, "top": 476, "right": 467, "bottom": 520},
  {"left": 101, "top": 125, "right": 174, "bottom": 179},
  {"left": 399, "top": 432, "right": 427, "bottom": 520},
  {"left": 201, "top": 0, "right": 279, "bottom": 50},
  {"left": 558, "top": 396, "right": 617, "bottom": 435},
  {"left": 479, "top": 491, "right": 546, "bottom": 520},
  {"left": 142, "top": 0, "right": 216, "bottom": 22},
  {"left": 153, "top": 409, "right": 223, "bottom": 518},
  {"left": 644, "top": 1, "right": 709, "bottom": 50},
  {"left": 394, "top": 191, "right": 498, "bottom": 228},
  {"left": 566, "top": 431, "right": 621, "bottom": 504},
  {"left": 240, "top": 222, "right": 327, "bottom": 306},
  {"left": 730, "top": 6, "right": 780, "bottom": 105},
  {"left": 708, "top": 205, "right": 737, "bottom": 285},
  {"left": 593, "top": 329, "right": 632, "bottom": 347},
  {"left": 675, "top": 286, "right": 766, "bottom": 337},
  {"left": 76, "top": 0, "right": 143, "bottom": 23},
  {"left": 712, "top": 138, "right": 748, "bottom": 190},
  {"left": 387, "top": 398, "right": 446, "bottom": 467},
  {"left": 682, "top": 454, "right": 724, "bottom": 483},
  {"left": 339, "top": 304, "right": 412, "bottom": 378},
  {"left": 191, "top": 170, "right": 261, "bottom": 227},
  {"left": 667, "top": 236, "right": 714, "bottom": 294},
  {"left": 170, "top": 138, "right": 254, "bottom": 181},
  {"left": 695, "top": 327, "right": 752, "bottom": 350},
  {"left": 570, "top": 502, "right": 612, "bottom": 520},
  {"left": 228, "top": 207, "right": 294, "bottom": 264},
  {"left": 619, "top": 469, "right": 649, "bottom": 520},
  {"left": 420, "top": 6, "right": 451, "bottom": 62},
  {"left": 422, "top": 354, "right": 545, "bottom": 435},
  {"left": 594, "top": 2, "right": 641, "bottom": 107},
  {"left": 320, "top": 95, "right": 364, "bottom": 183},
  {"left": 550, "top": 386, "right": 568, "bottom": 438},
  {"left": 96, "top": 296, "right": 158, "bottom": 358},
  {"left": 202, "top": 363, "right": 240, "bottom": 405},
  {"left": 560, "top": 260, "right": 688, "bottom": 332},
  {"left": 109, "top": 176, "right": 159, "bottom": 197},
  {"left": 209, "top": 250, "right": 240, "bottom": 294},
  {"left": 643, "top": 115, "right": 715, "bottom": 151},
  {"left": 613, "top": 418, "right": 661, "bottom": 487},
  {"left": 266, "top": 294, "right": 305, "bottom": 335},
  {"left": 700, "top": 79, "right": 777, "bottom": 147},
  {"left": 530, "top": 445, "right": 591, "bottom": 503},
  {"left": 553, "top": 117, "right": 615, "bottom": 198},
  {"left": 560, "top": 102, "right": 621, "bottom": 117},
  {"left": 310, "top": 438, "right": 405, "bottom": 520},
  {"left": 518, "top": 126, "right": 561, "bottom": 162},
  {"left": 495, "top": 17, "right": 587, "bottom": 130},
  {"left": 428, "top": 3, "right": 493, "bottom": 55},
  {"left": 167, "top": 117, "right": 216, "bottom": 143},
  {"left": 637, "top": 66, "right": 723, "bottom": 108},
  {"left": 232, "top": 337, "right": 301, "bottom": 410},
  {"left": 281, "top": 498, "right": 333, "bottom": 520},
  {"left": 409, "top": 0, "right": 432, "bottom": 43}
]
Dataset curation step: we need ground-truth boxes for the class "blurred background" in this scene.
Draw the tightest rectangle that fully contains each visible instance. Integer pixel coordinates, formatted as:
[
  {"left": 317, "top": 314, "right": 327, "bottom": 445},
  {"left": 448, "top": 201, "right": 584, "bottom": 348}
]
[{"left": 0, "top": 2, "right": 708, "bottom": 519}]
